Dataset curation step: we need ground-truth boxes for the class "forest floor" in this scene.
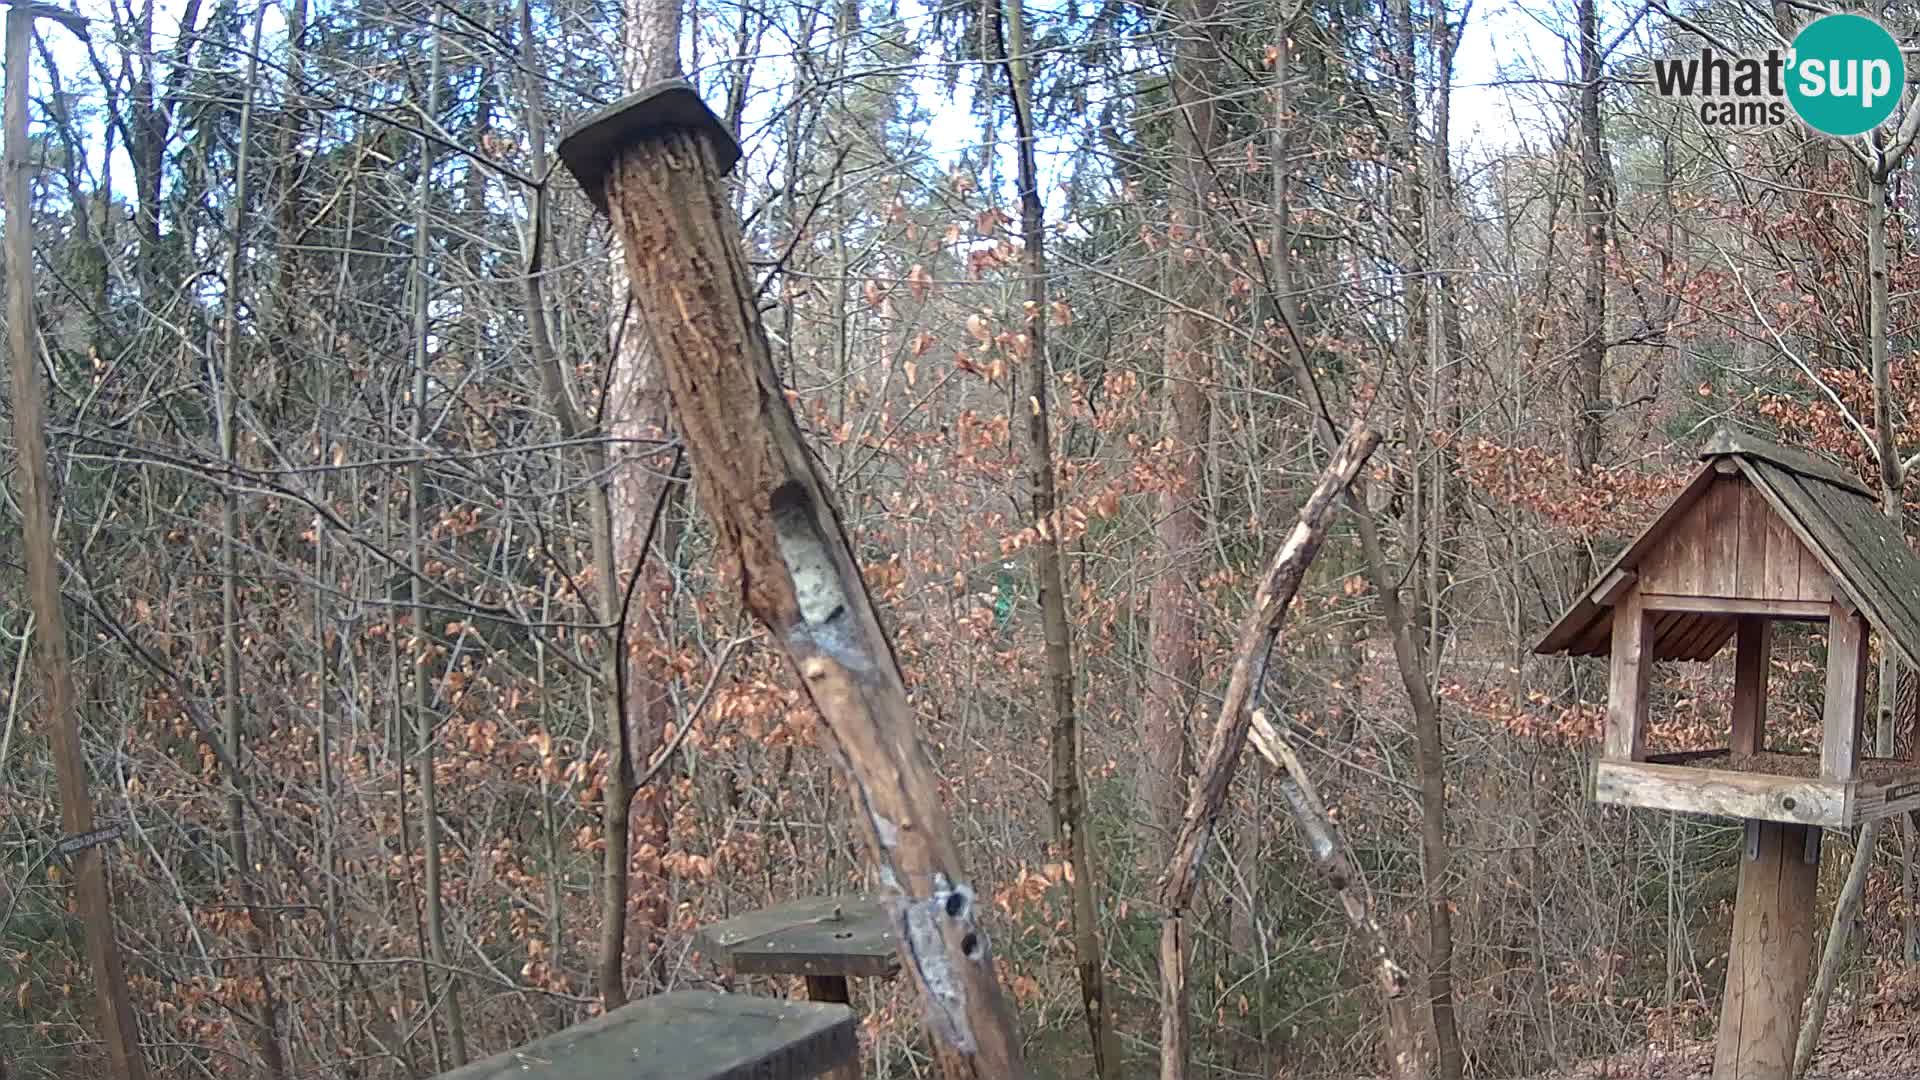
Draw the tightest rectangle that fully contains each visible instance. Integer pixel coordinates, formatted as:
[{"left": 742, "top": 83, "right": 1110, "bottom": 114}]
[{"left": 1518, "top": 994, "right": 1920, "bottom": 1080}]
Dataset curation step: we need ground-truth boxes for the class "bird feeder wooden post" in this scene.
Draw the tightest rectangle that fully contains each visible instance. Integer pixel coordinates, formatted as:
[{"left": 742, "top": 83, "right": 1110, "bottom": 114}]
[
  {"left": 557, "top": 84, "right": 1027, "bottom": 1079},
  {"left": 1537, "top": 428, "right": 1920, "bottom": 1080}
]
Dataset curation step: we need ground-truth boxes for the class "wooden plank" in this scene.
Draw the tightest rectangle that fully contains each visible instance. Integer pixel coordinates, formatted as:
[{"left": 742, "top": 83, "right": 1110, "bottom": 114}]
[
  {"left": 556, "top": 81, "right": 742, "bottom": 213},
  {"left": 1733, "top": 618, "right": 1770, "bottom": 756},
  {"left": 1638, "top": 595, "right": 1830, "bottom": 619},
  {"left": 1734, "top": 479, "right": 1769, "bottom": 598},
  {"left": 697, "top": 896, "right": 901, "bottom": 979},
  {"left": 1655, "top": 611, "right": 1702, "bottom": 661},
  {"left": 1796, "top": 537, "right": 1834, "bottom": 602},
  {"left": 1823, "top": 606, "right": 1868, "bottom": 782},
  {"left": 1742, "top": 462, "right": 1871, "bottom": 618},
  {"left": 1587, "top": 568, "right": 1637, "bottom": 607},
  {"left": 1761, "top": 498, "right": 1807, "bottom": 600},
  {"left": 1688, "top": 621, "right": 1739, "bottom": 663},
  {"left": 1640, "top": 489, "right": 1708, "bottom": 596},
  {"left": 1593, "top": 761, "right": 1849, "bottom": 827},
  {"left": 435, "top": 991, "right": 857, "bottom": 1080},
  {"left": 1606, "top": 590, "right": 1652, "bottom": 761},
  {"left": 1571, "top": 616, "right": 1613, "bottom": 657},
  {"left": 1703, "top": 478, "right": 1742, "bottom": 596},
  {"left": 1712, "top": 820, "right": 1820, "bottom": 1080},
  {"left": 1650, "top": 609, "right": 1687, "bottom": 642},
  {"left": 1677, "top": 614, "right": 1732, "bottom": 661}
]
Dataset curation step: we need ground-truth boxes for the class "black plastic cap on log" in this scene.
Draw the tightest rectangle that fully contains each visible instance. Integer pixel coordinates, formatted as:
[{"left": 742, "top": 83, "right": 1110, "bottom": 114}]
[{"left": 557, "top": 79, "right": 742, "bottom": 215}]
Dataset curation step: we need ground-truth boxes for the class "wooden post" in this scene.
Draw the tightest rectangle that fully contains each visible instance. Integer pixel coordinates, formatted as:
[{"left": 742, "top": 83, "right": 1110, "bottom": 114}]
[
  {"left": 558, "top": 83, "right": 1025, "bottom": 1079},
  {"left": 803, "top": 976, "right": 859, "bottom": 1080},
  {"left": 1605, "top": 590, "right": 1650, "bottom": 761},
  {"left": 1823, "top": 606, "right": 1867, "bottom": 781},
  {"left": 1732, "top": 617, "right": 1770, "bottom": 757},
  {"left": 1713, "top": 820, "right": 1819, "bottom": 1080},
  {"left": 4, "top": 8, "right": 147, "bottom": 1080}
]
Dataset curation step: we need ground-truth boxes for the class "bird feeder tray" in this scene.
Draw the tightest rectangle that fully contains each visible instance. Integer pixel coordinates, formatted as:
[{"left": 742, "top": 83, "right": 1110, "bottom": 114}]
[{"left": 696, "top": 894, "right": 901, "bottom": 980}]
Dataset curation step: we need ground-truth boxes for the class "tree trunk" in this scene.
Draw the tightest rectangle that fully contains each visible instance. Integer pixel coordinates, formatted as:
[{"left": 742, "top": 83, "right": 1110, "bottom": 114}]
[
  {"left": 1571, "top": 0, "right": 1606, "bottom": 478},
  {"left": 597, "top": 0, "right": 686, "bottom": 1006},
  {"left": 990, "top": 0, "right": 1115, "bottom": 1072},
  {"left": 216, "top": 11, "right": 290, "bottom": 1076},
  {"left": 408, "top": 17, "right": 467, "bottom": 1067},
  {"left": 1143, "top": 0, "right": 1220, "bottom": 877},
  {"left": 4, "top": 10, "right": 148, "bottom": 1078},
  {"left": 1800, "top": 160, "right": 1909, "bottom": 1066},
  {"left": 1355, "top": 503, "right": 1465, "bottom": 1080}
]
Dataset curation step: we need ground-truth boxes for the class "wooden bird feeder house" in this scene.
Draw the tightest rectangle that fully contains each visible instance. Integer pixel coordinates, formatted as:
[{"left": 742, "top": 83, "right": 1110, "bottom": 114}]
[{"left": 1536, "top": 427, "right": 1920, "bottom": 1080}]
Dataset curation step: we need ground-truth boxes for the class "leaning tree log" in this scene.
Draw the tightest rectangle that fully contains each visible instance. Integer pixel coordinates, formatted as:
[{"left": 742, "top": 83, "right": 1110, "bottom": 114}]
[
  {"left": 558, "top": 82, "right": 1026, "bottom": 1078},
  {"left": 1151, "top": 423, "right": 1380, "bottom": 1080}
]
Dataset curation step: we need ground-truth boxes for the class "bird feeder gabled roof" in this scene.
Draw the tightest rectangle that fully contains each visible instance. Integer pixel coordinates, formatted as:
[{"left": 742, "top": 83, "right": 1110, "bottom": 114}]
[{"left": 1534, "top": 428, "right": 1920, "bottom": 672}]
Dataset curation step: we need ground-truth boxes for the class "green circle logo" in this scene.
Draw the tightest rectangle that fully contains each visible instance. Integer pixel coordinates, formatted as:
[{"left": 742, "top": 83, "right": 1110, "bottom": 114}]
[{"left": 1787, "top": 14, "right": 1905, "bottom": 136}]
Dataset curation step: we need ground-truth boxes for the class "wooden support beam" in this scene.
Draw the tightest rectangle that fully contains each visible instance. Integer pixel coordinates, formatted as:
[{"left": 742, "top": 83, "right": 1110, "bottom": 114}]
[
  {"left": 1637, "top": 595, "right": 1829, "bottom": 619},
  {"left": 1606, "top": 590, "right": 1651, "bottom": 761},
  {"left": 1823, "top": 606, "right": 1868, "bottom": 782},
  {"left": 804, "top": 977, "right": 859, "bottom": 1080},
  {"left": 1713, "top": 820, "right": 1819, "bottom": 1080},
  {"left": 557, "top": 83, "right": 1024, "bottom": 1078},
  {"left": 1732, "top": 618, "right": 1770, "bottom": 757},
  {"left": 1588, "top": 568, "right": 1637, "bottom": 607}
]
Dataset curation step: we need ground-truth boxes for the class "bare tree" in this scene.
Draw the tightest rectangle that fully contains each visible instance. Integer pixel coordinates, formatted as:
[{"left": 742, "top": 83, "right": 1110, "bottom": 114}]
[{"left": 986, "top": 0, "right": 1114, "bottom": 1070}]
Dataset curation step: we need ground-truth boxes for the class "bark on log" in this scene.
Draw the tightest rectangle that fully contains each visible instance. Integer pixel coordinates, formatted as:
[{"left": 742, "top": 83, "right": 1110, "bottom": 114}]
[
  {"left": 1154, "top": 422, "right": 1380, "bottom": 1080},
  {"left": 561, "top": 89, "right": 1026, "bottom": 1079}
]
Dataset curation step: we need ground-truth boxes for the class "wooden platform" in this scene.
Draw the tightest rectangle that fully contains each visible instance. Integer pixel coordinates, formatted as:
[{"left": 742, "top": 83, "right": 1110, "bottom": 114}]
[
  {"left": 1596, "top": 752, "right": 1920, "bottom": 828},
  {"left": 696, "top": 895, "right": 900, "bottom": 979},
  {"left": 434, "top": 991, "right": 857, "bottom": 1080}
]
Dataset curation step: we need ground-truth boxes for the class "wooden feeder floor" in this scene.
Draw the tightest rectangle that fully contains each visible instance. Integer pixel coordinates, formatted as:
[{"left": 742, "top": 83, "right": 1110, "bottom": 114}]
[
  {"left": 1660, "top": 749, "right": 1916, "bottom": 783},
  {"left": 1597, "top": 751, "right": 1920, "bottom": 828}
]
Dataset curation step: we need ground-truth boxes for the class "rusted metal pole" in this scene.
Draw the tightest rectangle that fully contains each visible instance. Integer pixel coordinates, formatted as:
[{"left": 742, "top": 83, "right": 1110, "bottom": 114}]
[
  {"left": 4, "top": 6, "right": 146, "bottom": 1078},
  {"left": 558, "top": 83, "right": 1027, "bottom": 1078}
]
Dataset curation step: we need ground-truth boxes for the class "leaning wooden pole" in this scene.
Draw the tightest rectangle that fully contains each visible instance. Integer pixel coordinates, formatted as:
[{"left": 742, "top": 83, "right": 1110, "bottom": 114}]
[
  {"left": 559, "top": 83, "right": 1027, "bottom": 1079},
  {"left": 1153, "top": 422, "right": 1379, "bottom": 1080},
  {"left": 4, "top": 7, "right": 147, "bottom": 1079}
]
